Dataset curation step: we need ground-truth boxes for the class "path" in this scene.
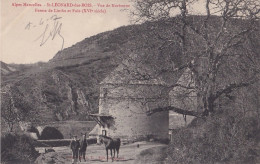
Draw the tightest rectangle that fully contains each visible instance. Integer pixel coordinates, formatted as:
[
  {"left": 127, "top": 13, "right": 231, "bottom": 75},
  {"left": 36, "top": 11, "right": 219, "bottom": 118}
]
[{"left": 35, "top": 141, "right": 166, "bottom": 164}]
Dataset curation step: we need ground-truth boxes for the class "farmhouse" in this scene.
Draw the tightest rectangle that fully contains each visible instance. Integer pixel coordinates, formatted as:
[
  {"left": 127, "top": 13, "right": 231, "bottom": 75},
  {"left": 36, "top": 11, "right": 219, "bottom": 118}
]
[{"left": 89, "top": 54, "right": 193, "bottom": 141}]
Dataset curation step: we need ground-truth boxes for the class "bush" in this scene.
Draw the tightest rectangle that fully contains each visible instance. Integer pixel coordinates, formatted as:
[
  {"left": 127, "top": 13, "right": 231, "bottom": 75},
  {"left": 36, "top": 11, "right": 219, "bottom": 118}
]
[
  {"left": 167, "top": 111, "right": 260, "bottom": 164},
  {"left": 39, "top": 126, "right": 64, "bottom": 140},
  {"left": 1, "top": 133, "right": 39, "bottom": 164}
]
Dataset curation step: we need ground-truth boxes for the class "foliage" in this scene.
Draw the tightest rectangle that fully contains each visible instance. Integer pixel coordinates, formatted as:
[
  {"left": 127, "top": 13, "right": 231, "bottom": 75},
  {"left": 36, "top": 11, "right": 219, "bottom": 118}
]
[
  {"left": 1, "top": 133, "right": 39, "bottom": 164},
  {"left": 167, "top": 110, "right": 260, "bottom": 164},
  {"left": 1, "top": 86, "right": 38, "bottom": 132}
]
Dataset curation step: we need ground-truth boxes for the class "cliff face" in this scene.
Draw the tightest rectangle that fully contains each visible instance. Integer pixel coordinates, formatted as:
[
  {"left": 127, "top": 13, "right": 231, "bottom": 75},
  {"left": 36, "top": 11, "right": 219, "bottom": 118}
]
[{"left": 2, "top": 68, "right": 93, "bottom": 122}]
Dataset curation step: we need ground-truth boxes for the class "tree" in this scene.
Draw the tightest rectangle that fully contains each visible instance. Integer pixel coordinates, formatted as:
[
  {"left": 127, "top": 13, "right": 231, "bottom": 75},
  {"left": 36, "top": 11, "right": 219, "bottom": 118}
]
[
  {"left": 1, "top": 86, "right": 37, "bottom": 132},
  {"left": 1, "top": 94, "right": 18, "bottom": 132},
  {"left": 131, "top": 0, "right": 260, "bottom": 117}
]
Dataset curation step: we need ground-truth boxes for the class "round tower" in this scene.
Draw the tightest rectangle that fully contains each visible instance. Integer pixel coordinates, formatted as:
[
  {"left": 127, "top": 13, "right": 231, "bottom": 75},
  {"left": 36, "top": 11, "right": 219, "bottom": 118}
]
[{"left": 96, "top": 54, "right": 169, "bottom": 141}]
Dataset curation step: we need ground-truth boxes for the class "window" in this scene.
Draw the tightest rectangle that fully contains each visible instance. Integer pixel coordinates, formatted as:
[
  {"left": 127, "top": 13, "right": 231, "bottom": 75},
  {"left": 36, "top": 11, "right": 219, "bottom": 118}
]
[
  {"left": 102, "top": 130, "right": 107, "bottom": 136},
  {"left": 103, "top": 88, "right": 108, "bottom": 98}
]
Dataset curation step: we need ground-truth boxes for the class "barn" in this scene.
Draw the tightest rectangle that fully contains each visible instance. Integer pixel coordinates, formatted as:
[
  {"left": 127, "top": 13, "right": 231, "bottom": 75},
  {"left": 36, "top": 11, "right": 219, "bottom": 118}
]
[{"left": 90, "top": 54, "right": 171, "bottom": 141}]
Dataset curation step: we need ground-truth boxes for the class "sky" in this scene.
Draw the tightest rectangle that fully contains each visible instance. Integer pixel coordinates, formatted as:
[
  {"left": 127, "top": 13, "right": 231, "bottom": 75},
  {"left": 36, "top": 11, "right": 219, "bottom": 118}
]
[
  {"left": 1, "top": 0, "right": 132, "bottom": 64},
  {"left": 1, "top": 0, "right": 206, "bottom": 64}
]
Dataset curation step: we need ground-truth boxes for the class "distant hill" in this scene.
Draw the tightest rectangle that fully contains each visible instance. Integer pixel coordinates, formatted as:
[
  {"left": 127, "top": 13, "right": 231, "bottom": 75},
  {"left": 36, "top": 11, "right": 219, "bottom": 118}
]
[{"left": 0, "top": 61, "right": 17, "bottom": 75}]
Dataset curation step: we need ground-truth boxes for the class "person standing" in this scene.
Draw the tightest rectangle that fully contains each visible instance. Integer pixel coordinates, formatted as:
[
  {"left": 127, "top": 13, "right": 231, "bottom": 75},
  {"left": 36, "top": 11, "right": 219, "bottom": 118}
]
[
  {"left": 79, "top": 133, "right": 88, "bottom": 162},
  {"left": 70, "top": 135, "right": 80, "bottom": 163}
]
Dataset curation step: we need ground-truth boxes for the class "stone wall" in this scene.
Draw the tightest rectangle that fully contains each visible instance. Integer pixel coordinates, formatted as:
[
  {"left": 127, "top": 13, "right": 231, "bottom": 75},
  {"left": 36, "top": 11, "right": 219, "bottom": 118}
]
[
  {"left": 38, "top": 121, "right": 96, "bottom": 139},
  {"left": 98, "top": 83, "right": 169, "bottom": 140}
]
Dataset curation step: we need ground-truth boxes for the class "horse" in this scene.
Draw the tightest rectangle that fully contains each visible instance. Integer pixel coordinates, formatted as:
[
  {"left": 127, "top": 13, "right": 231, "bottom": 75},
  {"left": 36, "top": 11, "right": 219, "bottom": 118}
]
[
  {"left": 79, "top": 133, "right": 88, "bottom": 162},
  {"left": 99, "top": 135, "right": 121, "bottom": 162}
]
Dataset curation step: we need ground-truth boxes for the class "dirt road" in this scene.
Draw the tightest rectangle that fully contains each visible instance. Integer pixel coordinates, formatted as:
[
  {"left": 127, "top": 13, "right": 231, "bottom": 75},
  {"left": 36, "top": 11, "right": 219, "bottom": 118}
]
[{"left": 35, "top": 141, "right": 167, "bottom": 164}]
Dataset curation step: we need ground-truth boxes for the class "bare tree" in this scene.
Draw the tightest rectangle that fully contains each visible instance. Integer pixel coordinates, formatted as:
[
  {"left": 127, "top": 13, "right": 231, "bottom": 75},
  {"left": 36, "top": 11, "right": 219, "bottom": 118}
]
[{"left": 130, "top": 0, "right": 260, "bottom": 116}]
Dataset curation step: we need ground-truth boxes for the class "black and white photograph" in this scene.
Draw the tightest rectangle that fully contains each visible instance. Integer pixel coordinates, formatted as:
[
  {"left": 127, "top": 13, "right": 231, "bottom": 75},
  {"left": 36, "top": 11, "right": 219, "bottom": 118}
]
[{"left": 1, "top": 0, "right": 260, "bottom": 163}]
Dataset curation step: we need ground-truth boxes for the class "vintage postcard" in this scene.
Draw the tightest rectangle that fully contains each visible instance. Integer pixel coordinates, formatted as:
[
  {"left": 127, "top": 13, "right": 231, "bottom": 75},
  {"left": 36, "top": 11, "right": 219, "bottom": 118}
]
[{"left": 1, "top": 0, "right": 259, "bottom": 163}]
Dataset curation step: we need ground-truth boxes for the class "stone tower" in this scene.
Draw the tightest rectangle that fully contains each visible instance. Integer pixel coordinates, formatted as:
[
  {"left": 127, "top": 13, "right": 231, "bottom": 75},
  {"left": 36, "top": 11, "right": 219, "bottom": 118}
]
[{"left": 92, "top": 54, "right": 169, "bottom": 141}]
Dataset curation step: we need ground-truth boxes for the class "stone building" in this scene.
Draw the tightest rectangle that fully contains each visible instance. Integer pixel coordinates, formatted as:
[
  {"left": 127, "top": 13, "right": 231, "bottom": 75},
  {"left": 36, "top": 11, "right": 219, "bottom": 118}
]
[{"left": 90, "top": 54, "right": 170, "bottom": 141}]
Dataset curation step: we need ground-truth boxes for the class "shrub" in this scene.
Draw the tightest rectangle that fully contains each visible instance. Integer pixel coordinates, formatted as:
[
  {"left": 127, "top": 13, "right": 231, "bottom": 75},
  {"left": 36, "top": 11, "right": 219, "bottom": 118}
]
[
  {"left": 1, "top": 133, "right": 39, "bottom": 164},
  {"left": 167, "top": 111, "right": 260, "bottom": 164},
  {"left": 39, "top": 126, "right": 64, "bottom": 140}
]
